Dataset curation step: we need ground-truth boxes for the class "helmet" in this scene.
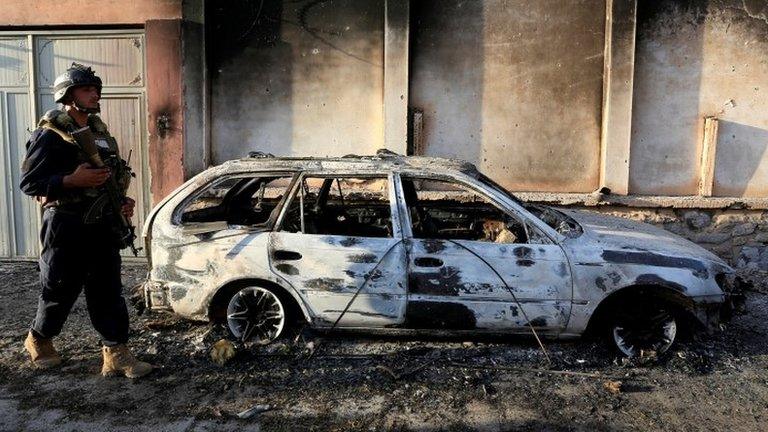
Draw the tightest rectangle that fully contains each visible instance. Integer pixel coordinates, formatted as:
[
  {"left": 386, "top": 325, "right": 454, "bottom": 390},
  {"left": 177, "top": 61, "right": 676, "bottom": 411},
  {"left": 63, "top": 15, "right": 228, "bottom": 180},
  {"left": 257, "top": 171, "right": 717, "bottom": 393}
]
[{"left": 53, "top": 63, "right": 102, "bottom": 103}]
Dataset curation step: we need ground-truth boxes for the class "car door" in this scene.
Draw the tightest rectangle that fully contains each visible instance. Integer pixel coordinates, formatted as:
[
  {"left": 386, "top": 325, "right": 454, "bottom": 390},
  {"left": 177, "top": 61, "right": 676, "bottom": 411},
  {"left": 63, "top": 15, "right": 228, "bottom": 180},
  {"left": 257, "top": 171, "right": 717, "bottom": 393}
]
[
  {"left": 397, "top": 174, "right": 572, "bottom": 333},
  {"left": 270, "top": 173, "right": 407, "bottom": 327}
]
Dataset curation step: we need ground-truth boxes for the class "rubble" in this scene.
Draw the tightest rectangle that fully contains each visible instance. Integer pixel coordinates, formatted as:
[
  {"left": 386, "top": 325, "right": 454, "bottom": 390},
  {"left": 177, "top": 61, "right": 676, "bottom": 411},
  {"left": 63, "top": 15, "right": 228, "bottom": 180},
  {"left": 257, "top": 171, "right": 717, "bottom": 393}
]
[
  {"left": 237, "top": 404, "right": 273, "bottom": 419},
  {"left": 2, "top": 262, "right": 768, "bottom": 430},
  {"left": 603, "top": 380, "right": 623, "bottom": 394},
  {"left": 211, "top": 339, "right": 237, "bottom": 366}
]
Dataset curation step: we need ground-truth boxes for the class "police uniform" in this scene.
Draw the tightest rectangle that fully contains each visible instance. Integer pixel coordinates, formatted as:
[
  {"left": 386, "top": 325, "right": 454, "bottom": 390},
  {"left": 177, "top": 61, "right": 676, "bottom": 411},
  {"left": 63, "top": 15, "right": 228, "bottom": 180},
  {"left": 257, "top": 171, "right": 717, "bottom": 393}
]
[
  {"left": 21, "top": 63, "right": 152, "bottom": 377},
  {"left": 20, "top": 109, "right": 130, "bottom": 346}
]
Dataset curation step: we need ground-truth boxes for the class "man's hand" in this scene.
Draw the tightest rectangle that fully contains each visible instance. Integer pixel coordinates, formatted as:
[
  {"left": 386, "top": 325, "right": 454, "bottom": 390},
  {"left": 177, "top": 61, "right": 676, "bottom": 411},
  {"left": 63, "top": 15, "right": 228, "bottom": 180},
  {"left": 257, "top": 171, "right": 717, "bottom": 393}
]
[
  {"left": 121, "top": 197, "right": 135, "bottom": 219},
  {"left": 62, "top": 163, "right": 110, "bottom": 188}
]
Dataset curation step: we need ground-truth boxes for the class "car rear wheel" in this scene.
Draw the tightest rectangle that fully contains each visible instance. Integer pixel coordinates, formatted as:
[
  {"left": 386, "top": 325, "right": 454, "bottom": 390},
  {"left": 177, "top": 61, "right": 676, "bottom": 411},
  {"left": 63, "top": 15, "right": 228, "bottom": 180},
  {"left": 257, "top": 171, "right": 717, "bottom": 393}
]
[
  {"left": 610, "top": 304, "right": 678, "bottom": 357},
  {"left": 226, "top": 286, "right": 286, "bottom": 345}
]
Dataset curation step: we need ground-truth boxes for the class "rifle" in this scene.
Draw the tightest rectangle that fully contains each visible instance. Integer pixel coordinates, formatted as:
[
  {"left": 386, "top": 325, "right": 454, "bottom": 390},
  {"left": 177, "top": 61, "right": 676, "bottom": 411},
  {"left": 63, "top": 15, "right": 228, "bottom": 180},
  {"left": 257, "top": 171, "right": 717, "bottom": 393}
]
[{"left": 69, "top": 125, "right": 142, "bottom": 256}]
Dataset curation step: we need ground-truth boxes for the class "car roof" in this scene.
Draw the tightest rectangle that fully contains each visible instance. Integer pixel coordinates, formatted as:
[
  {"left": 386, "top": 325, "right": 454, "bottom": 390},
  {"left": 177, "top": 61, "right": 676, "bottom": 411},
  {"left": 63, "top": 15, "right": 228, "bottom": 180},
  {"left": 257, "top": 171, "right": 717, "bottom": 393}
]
[{"left": 218, "top": 149, "right": 480, "bottom": 177}]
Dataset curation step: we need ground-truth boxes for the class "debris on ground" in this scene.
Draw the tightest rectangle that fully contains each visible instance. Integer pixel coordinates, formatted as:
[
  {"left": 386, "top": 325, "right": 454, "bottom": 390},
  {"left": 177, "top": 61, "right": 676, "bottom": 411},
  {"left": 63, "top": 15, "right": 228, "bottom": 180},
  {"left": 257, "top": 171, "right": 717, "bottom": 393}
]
[
  {"left": 603, "top": 380, "right": 623, "bottom": 395},
  {"left": 2, "top": 262, "right": 768, "bottom": 430},
  {"left": 210, "top": 339, "right": 237, "bottom": 365},
  {"left": 237, "top": 404, "right": 273, "bottom": 419}
]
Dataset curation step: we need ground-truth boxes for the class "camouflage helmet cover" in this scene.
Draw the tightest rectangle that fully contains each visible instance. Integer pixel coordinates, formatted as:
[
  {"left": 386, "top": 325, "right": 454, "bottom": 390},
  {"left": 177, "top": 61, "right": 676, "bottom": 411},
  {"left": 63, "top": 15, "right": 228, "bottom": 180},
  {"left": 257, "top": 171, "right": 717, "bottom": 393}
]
[{"left": 53, "top": 63, "right": 103, "bottom": 103}]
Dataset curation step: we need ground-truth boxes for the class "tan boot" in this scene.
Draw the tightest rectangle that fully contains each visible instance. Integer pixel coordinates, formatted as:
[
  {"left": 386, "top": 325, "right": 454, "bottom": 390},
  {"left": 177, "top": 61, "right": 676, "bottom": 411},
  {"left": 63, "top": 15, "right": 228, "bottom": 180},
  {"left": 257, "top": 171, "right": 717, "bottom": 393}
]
[
  {"left": 24, "top": 331, "right": 62, "bottom": 369},
  {"left": 101, "top": 344, "right": 154, "bottom": 379}
]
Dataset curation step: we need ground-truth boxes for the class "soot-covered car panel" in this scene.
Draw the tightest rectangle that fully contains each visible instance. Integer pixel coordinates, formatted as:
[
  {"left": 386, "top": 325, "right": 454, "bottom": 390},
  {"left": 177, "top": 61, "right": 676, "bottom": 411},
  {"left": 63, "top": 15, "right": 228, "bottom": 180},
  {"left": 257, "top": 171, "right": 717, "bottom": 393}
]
[{"left": 142, "top": 151, "right": 738, "bottom": 356}]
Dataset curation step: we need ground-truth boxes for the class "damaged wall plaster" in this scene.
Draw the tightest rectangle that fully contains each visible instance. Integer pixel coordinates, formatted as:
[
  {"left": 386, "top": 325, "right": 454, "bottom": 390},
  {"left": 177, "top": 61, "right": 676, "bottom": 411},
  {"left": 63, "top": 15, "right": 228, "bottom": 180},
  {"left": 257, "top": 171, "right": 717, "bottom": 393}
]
[
  {"left": 408, "top": 0, "right": 606, "bottom": 193},
  {"left": 630, "top": 0, "right": 768, "bottom": 197},
  {"left": 209, "top": 0, "right": 385, "bottom": 163}
]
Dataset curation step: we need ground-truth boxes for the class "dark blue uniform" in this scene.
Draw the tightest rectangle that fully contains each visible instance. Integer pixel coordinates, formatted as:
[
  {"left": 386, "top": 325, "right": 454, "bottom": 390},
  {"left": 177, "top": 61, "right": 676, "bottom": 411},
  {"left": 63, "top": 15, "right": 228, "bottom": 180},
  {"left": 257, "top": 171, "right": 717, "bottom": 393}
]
[{"left": 20, "top": 125, "right": 129, "bottom": 346}]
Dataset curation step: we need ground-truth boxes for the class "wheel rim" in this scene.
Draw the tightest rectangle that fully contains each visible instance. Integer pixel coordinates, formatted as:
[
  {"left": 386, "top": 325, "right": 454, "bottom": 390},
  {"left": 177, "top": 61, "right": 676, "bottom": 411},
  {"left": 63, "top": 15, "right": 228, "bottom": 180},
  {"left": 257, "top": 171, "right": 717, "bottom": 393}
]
[
  {"left": 612, "top": 309, "right": 677, "bottom": 357},
  {"left": 226, "top": 287, "right": 285, "bottom": 345}
]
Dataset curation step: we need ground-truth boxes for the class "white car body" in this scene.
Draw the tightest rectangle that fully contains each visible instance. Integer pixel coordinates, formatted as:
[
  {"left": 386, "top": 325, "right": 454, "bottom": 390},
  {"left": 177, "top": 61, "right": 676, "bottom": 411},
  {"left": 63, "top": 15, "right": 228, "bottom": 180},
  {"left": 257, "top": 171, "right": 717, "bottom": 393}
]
[{"left": 141, "top": 152, "right": 739, "bottom": 341}]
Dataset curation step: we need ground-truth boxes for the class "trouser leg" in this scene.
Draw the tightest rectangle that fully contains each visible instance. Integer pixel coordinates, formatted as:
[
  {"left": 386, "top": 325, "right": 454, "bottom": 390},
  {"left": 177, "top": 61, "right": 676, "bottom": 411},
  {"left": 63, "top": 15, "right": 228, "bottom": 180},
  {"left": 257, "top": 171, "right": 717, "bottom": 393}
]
[
  {"left": 84, "top": 245, "right": 129, "bottom": 346},
  {"left": 31, "top": 211, "right": 86, "bottom": 338}
]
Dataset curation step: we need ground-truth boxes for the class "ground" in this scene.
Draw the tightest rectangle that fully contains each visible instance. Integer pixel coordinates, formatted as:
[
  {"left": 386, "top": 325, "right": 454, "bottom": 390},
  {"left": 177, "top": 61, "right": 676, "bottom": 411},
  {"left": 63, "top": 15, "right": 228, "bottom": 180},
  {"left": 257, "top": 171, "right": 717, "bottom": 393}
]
[{"left": 1, "top": 261, "right": 767, "bottom": 431}]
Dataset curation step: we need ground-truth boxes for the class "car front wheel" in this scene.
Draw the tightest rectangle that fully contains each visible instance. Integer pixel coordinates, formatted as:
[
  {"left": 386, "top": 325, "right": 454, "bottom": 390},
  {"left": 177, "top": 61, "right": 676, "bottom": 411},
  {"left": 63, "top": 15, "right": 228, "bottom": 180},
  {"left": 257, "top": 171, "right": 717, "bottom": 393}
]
[
  {"left": 610, "top": 303, "right": 678, "bottom": 357},
  {"left": 226, "top": 286, "right": 287, "bottom": 345}
]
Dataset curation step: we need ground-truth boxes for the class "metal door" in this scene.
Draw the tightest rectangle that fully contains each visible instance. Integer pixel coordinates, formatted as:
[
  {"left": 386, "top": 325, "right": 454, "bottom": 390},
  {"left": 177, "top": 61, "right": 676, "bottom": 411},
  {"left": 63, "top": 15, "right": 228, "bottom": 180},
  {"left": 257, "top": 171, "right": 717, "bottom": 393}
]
[
  {"left": 0, "top": 31, "right": 149, "bottom": 258},
  {"left": 269, "top": 174, "right": 408, "bottom": 327},
  {"left": 406, "top": 239, "right": 572, "bottom": 332},
  {"left": 397, "top": 174, "right": 573, "bottom": 333}
]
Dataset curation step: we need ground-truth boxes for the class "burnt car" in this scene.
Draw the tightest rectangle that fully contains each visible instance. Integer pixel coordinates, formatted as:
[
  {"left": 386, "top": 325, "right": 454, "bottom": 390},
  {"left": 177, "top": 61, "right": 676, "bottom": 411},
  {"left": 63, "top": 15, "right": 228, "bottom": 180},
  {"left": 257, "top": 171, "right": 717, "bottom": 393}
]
[{"left": 141, "top": 150, "right": 741, "bottom": 356}]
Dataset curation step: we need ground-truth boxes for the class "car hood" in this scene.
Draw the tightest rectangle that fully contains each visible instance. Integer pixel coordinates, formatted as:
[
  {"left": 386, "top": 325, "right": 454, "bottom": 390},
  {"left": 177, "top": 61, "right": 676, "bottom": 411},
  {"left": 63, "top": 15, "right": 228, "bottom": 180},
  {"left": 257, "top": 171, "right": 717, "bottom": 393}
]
[{"left": 559, "top": 209, "right": 727, "bottom": 265}]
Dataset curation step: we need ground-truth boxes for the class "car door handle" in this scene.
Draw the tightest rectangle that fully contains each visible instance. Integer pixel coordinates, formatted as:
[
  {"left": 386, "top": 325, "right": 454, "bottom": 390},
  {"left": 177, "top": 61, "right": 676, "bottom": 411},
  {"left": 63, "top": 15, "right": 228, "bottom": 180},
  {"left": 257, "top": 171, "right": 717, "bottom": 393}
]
[
  {"left": 414, "top": 257, "right": 443, "bottom": 267},
  {"left": 273, "top": 250, "right": 302, "bottom": 261}
]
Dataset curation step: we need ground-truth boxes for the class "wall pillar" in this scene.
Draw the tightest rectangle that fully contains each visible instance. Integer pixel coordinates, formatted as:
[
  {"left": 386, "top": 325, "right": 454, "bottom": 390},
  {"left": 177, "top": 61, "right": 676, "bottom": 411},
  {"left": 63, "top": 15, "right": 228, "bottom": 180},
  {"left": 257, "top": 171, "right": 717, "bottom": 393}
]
[
  {"left": 146, "top": 19, "right": 185, "bottom": 203},
  {"left": 181, "top": 0, "right": 208, "bottom": 179},
  {"left": 599, "top": 0, "right": 637, "bottom": 195},
  {"left": 384, "top": 0, "right": 409, "bottom": 155}
]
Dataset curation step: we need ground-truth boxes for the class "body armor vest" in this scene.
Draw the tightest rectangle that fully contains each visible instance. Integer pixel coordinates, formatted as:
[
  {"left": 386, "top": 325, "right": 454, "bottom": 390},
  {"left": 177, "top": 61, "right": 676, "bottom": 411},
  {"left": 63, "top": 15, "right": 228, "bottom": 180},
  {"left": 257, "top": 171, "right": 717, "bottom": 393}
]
[{"left": 34, "top": 110, "right": 132, "bottom": 212}]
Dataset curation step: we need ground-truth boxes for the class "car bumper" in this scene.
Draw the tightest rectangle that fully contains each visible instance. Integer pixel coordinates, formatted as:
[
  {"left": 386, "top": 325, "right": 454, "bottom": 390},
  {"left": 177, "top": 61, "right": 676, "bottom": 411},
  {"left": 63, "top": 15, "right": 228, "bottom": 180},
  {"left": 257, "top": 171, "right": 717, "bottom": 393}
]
[{"left": 692, "top": 276, "right": 748, "bottom": 333}]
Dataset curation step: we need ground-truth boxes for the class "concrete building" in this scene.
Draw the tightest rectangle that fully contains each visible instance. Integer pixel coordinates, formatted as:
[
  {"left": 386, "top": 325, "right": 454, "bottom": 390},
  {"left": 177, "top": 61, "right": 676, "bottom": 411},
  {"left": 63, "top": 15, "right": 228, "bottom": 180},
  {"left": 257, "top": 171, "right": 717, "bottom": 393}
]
[{"left": 1, "top": 0, "right": 767, "bottom": 278}]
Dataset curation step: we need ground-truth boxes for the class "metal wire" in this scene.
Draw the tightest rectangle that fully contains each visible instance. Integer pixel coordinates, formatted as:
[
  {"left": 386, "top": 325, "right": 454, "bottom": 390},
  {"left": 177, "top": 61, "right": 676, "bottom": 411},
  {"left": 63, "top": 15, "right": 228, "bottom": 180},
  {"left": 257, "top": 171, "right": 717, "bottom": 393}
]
[{"left": 445, "top": 239, "right": 552, "bottom": 365}]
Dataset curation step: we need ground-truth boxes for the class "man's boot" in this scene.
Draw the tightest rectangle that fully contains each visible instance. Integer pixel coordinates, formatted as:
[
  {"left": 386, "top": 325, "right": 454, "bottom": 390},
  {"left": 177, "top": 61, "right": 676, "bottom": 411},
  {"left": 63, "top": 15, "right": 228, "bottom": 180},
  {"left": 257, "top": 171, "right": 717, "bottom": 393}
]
[
  {"left": 24, "top": 331, "right": 62, "bottom": 369},
  {"left": 101, "top": 344, "right": 154, "bottom": 379}
]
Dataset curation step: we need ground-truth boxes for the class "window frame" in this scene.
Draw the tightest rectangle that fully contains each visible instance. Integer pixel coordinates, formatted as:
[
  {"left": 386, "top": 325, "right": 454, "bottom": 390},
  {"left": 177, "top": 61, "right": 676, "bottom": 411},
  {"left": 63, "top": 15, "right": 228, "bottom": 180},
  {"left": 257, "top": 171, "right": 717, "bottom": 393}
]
[
  {"left": 171, "top": 171, "right": 299, "bottom": 230},
  {"left": 273, "top": 171, "right": 403, "bottom": 239},
  {"left": 395, "top": 172, "right": 558, "bottom": 244}
]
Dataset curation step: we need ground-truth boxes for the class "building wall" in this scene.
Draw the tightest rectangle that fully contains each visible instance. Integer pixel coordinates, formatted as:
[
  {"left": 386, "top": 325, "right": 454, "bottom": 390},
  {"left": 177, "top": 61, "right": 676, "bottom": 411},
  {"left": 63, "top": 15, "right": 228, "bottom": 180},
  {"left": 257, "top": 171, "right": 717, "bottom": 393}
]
[
  {"left": 208, "top": 0, "right": 385, "bottom": 163},
  {"left": 1, "top": 0, "right": 186, "bottom": 204},
  {"left": 409, "top": 0, "right": 607, "bottom": 193},
  {"left": 1, "top": 0, "right": 181, "bottom": 25},
  {"left": 630, "top": 0, "right": 768, "bottom": 197}
]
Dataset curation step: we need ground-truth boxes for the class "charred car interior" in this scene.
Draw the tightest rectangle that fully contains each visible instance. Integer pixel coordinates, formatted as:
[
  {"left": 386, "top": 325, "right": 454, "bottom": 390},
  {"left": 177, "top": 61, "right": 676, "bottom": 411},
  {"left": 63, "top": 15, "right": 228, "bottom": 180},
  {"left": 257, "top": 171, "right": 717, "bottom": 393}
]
[
  {"left": 281, "top": 177, "right": 393, "bottom": 238},
  {"left": 180, "top": 175, "right": 294, "bottom": 227}
]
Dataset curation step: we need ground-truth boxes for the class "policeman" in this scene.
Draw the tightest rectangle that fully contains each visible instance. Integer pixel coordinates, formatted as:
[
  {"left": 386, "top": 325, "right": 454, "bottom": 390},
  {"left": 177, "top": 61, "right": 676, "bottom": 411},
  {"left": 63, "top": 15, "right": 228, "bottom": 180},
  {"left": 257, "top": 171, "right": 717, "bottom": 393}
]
[{"left": 20, "top": 63, "right": 153, "bottom": 378}]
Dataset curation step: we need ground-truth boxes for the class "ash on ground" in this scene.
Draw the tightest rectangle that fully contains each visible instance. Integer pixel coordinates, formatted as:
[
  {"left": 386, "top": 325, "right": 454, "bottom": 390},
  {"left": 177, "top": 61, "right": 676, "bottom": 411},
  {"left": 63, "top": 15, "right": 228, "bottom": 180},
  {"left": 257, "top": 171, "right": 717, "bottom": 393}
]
[{"left": 1, "top": 262, "right": 767, "bottom": 431}]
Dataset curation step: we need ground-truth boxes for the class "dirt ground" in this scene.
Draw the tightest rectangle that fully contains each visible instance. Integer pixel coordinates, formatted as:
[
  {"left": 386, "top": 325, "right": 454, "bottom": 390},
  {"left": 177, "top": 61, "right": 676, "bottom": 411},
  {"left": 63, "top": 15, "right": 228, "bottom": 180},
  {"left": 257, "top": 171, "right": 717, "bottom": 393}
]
[{"left": 1, "top": 261, "right": 767, "bottom": 431}]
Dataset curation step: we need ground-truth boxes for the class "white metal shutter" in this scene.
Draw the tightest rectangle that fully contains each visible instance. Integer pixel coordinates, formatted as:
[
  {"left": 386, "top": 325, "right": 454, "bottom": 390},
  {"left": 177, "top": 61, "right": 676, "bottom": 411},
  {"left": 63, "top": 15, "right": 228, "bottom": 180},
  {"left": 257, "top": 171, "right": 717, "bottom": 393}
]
[{"left": 0, "top": 31, "right": 149, "bottom": 259}]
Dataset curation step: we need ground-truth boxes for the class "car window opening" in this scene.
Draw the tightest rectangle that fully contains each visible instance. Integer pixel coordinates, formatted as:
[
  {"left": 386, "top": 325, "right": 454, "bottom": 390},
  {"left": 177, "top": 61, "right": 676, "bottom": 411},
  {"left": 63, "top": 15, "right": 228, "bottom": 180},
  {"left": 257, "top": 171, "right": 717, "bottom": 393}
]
[
  {"left": 281, "top": 176, "right": 393, "bottom": 238},
  {"left": 402, "top": 177, "right": 542, "bottom": 244},
  {"left": 180, "top": 175, "right": 294, "bottom": 227}
]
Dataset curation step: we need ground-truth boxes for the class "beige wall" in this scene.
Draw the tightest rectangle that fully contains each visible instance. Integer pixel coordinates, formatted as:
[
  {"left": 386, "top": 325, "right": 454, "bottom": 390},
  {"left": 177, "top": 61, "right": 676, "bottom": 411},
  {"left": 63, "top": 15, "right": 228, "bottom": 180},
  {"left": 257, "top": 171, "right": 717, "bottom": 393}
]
[
  {"left": 630, "top": 0, "right": 768, "bottom": 197},
  {"left": 209, "top": 0, "right": 385, "bottom": 162},
  {"left": 409, "top": 0, "right": 606, "bottom": 193},
  {"left": 0, "top": 0, "right": 181, "bottom": 25}
]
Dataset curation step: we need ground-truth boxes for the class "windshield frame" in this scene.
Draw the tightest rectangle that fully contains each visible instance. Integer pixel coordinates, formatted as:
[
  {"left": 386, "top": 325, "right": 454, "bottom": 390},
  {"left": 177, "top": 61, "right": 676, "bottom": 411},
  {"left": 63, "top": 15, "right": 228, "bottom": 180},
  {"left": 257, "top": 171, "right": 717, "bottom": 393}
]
[{"left": 475, "top": 172, "right": 525, "bottom": 207}]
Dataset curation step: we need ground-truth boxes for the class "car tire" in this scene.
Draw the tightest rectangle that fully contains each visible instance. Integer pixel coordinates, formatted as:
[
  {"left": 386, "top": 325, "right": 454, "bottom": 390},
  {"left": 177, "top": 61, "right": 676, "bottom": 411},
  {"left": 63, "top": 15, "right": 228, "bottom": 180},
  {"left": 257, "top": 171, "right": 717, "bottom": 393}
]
[
  {"left": 225, "top": 286, "right": 288, "bottom": 345},
  {"left": 608, "top": 302, "right": 678, "bottom": 358}
]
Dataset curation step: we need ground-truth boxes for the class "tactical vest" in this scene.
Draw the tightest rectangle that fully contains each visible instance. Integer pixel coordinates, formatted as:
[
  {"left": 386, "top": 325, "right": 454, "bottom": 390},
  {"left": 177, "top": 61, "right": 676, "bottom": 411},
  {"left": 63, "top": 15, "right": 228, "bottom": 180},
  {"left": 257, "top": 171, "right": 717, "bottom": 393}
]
[{"left": 33, "top": 110, "right": 132, "bottom": 212}]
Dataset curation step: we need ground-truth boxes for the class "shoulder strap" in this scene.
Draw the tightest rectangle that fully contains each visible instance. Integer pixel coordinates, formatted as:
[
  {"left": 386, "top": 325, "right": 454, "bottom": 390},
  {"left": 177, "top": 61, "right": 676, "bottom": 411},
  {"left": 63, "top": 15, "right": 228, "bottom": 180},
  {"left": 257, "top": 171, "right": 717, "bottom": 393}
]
[
  {"left": 39, "top": 122, "right": 76, "bottom": 145},
  {"left": 37, "top": 110, "right": 78, "bottom": 144},
  {"left": 88, "top": 115, "right": 111, "bottom": 135}
]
